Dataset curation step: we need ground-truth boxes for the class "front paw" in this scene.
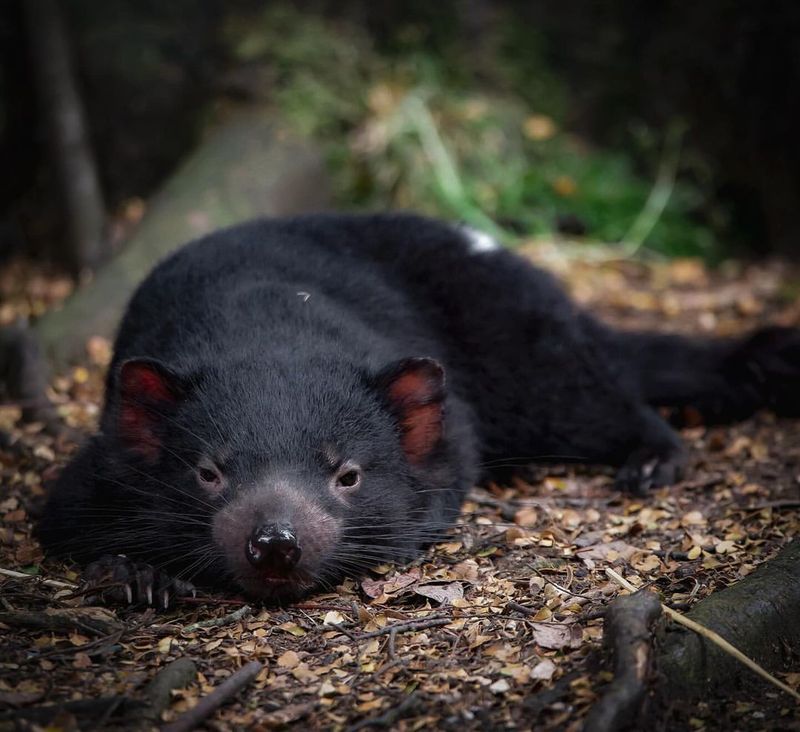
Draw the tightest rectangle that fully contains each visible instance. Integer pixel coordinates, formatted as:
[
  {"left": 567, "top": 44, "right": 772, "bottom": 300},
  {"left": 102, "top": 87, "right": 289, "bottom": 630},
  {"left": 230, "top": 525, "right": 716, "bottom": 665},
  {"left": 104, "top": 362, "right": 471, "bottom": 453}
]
[
  {"left": 615, "top": 444, "right": 687, "bottom": 495},
  {"left": 83, "top": 554, "right": 196, "bottom": 610}
]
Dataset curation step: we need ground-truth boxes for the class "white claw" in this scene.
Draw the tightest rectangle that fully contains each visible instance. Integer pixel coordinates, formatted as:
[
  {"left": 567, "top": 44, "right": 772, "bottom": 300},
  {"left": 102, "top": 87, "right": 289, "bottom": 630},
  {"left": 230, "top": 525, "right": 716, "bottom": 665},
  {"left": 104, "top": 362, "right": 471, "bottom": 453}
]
[
  {"left": 125, "top": 584, "right": 133, "bottom": 604},
  {"left": 146, "top": 585, "right": 153, "bottom": 606},
  {"left": 162, "top": 589, "right": 170, "bottom": 610}
]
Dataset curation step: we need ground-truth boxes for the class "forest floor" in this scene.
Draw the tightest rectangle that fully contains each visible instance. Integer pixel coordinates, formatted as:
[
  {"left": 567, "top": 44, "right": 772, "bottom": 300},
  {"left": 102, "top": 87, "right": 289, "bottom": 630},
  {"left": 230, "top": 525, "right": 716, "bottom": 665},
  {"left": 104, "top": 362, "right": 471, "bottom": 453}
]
[{"left": 1, "top": 246, "right": 799, "bottom": 731}]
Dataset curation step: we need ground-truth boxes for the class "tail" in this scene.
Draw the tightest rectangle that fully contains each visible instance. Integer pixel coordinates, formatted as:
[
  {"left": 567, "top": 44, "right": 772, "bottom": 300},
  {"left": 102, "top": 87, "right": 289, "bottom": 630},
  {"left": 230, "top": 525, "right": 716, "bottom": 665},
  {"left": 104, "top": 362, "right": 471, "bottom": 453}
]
[{"left": 608, "top": 325, "right": 800, "bottom": 424}]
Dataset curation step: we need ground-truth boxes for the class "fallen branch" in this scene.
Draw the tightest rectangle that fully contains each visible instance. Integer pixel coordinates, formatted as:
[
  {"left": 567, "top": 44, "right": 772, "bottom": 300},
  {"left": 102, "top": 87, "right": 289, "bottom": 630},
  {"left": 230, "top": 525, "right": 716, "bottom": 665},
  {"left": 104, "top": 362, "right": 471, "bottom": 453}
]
[
  {"left": 161, "top": 660, "right": 263, "bottom": 732},
  {"left": 583, "top": 589, "right": 662, "bottom": 732},
  {"left": 353, "top": 617, "right": 452, "bottom": 641},
  {"left": 0, "top": 606, "right": 122, "bottom": 636},
  {"left": 0, "top": 566, "right": 77, "bottom": 589},
  {"left": 182, "top": 604, "right": 252, "bottom": 633}
]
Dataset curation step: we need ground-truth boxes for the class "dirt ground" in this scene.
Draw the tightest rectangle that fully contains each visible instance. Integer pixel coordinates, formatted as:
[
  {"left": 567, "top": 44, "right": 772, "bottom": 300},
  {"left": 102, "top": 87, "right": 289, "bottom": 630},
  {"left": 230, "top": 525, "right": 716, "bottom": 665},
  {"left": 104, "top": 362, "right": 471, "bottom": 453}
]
[{"left": 1, "top": 248, "right": 799, "bottom": 731}]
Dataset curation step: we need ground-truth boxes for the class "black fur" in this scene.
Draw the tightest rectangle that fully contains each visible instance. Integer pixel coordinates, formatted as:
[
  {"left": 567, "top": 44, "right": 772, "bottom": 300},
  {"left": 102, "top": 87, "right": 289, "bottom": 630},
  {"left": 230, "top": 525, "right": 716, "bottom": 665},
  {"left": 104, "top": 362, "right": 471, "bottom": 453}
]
[{"left": 37, "top": 213, "right": 800, "bottom": 602}]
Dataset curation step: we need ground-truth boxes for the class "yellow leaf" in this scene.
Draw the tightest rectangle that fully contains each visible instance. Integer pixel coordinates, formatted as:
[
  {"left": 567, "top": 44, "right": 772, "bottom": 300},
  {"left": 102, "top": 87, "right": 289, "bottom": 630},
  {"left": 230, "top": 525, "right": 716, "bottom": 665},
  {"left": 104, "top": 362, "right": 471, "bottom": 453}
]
[
  {"left": 532, "top": 607, "right": 552, "bottom": 622},
  {"left": 73, "top": 367, "right": 90, "bottom": 384},
  {"left": 277, "top": 622, "right": 306, "bottom": 637}
]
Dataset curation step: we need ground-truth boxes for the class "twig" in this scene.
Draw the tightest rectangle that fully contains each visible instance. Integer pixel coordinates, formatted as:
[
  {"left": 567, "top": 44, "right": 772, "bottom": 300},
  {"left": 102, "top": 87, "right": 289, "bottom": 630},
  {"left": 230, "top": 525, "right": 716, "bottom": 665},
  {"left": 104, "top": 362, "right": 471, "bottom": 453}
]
[
  {"left": 506, "top": 600, "right": 538, "bottom": 616},
  {"left": 177, "top": 595, "right": 249, "bottom": 607},
  {"left": 0, "top": 566, "right": 77, "bottom": 589},
  {"left": 746, "top": 499, "right": 800, "bottom": 511},
  {"left": 387, "top": 627, "right": 399, "bottom": 661},
  {"left": 288, "top": 602, "right": 355, "bottom": 614},
  {"left": 353, "top": 617, "right": 451, "bottom": 641},
  {"left": 182, "top": 605, "right": 252, "bottom": 633},
  {"left": 605, "top": 568, "right": 800, "bottom": 702},
  {"left": 161, "top": 661, "right": 263, "bottom": 732}
]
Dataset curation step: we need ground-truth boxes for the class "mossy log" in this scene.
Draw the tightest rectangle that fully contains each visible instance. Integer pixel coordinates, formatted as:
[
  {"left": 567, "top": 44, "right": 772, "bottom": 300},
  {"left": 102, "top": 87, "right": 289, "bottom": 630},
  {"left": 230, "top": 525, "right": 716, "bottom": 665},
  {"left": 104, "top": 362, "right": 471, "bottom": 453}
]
[
  {"left": 659, "top": 538, "right": 800, "bottom": 696},
  {"left": 590, "top": 540, "right": 800, "bottom": 726}
]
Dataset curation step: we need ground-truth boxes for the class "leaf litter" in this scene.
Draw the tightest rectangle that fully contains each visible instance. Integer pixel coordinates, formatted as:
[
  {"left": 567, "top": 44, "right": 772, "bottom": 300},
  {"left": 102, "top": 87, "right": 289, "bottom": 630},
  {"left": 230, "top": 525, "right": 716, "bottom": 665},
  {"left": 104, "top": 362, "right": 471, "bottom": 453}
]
[{"left": 0, "top": 252, "right": 799, "bottom": 730}]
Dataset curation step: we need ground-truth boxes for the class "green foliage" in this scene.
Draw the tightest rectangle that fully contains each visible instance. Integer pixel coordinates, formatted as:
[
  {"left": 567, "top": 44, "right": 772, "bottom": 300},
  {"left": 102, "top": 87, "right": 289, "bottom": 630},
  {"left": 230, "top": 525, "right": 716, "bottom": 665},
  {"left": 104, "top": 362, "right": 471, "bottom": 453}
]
[{"left": 225, "top": 5, "right": 716, "bottom": 258}]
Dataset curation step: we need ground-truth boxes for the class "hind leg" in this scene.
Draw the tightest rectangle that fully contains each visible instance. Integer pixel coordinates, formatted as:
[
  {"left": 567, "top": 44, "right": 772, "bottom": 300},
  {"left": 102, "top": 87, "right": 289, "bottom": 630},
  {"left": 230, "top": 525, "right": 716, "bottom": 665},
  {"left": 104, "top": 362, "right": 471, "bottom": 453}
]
[
  {"left": 469, "top": 308, "right": 688, "bottom": 494},
  {"left": 530, "top": 370, "right": 688, "bottom": 495}
]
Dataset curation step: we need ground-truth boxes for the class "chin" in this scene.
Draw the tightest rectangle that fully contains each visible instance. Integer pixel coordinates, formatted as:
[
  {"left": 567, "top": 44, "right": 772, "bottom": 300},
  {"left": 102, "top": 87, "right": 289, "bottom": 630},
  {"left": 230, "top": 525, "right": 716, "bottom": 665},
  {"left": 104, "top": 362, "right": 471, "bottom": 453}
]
[{"left": 235, "top": 571, "right": 319, "bottom": 602}]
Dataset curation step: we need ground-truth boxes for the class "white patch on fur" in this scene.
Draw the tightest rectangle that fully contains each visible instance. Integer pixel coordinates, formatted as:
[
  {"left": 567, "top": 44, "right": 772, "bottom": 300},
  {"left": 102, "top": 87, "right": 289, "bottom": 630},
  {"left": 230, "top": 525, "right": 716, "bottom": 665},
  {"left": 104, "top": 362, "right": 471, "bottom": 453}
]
[{"left": 462, "top": 227, "right": 500, "bottom": 254}]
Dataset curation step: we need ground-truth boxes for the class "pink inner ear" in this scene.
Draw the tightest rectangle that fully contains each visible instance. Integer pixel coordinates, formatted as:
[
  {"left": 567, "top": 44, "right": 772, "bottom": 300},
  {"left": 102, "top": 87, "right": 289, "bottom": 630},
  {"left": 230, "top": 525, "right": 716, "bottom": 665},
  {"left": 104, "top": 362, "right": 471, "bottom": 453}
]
[
  {"left": 118, "top": 361, "right": 178, "bottom": 461},
  {"left": 121, "top": 362, "right": 176, "bottom": 403},
  {"left": 387, "top": 364, "right": 444, "bottom": 465},
  {"left": 398, "top": 402, "right": 443, "bottom": 465}
]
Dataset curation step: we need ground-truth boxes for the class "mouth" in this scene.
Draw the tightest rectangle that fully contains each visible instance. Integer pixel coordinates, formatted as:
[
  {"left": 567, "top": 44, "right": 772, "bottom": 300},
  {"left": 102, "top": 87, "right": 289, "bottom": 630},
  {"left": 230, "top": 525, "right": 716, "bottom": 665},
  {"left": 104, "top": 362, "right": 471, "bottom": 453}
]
[
  {"left": 236, "top": 568, "right": 315, "bottom": 600},
  {"left": 261, "top": 574, "right": 292, "bottom": 585}
]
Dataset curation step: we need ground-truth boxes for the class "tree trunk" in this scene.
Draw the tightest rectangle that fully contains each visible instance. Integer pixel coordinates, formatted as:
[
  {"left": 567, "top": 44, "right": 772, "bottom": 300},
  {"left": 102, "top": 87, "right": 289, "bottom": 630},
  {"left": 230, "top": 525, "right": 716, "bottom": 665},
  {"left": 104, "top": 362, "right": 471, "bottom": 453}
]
[{"left": 25, "top": 0, "right": 107, "bottom": 274}]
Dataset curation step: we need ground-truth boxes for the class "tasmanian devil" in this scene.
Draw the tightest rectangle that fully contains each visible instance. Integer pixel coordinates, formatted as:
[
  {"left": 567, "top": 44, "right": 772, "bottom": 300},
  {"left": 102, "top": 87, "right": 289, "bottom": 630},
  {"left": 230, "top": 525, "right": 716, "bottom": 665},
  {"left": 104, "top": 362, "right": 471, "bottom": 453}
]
[{"left": 37, "top": 213, "right": 800, "bottom": 607}]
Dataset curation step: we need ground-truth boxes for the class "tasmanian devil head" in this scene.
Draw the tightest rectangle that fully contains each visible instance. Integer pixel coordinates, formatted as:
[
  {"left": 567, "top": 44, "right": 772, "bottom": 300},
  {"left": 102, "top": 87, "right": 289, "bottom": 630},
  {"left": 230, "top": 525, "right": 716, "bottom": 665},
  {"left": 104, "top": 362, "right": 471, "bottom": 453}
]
[{"left": 105, "top": 353, "right": 467, "bottom": 600}]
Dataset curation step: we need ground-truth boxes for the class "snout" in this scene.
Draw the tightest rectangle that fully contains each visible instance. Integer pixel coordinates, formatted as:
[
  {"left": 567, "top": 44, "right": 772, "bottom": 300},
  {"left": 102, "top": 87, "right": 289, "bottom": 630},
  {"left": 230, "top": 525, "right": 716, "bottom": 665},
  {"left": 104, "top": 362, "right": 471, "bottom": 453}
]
[
  {"left": 246, "top": 523, "right": 302, "bottom": 576},
  {"left": 211, "top": 480, "right": 343, "bottom": 599}
]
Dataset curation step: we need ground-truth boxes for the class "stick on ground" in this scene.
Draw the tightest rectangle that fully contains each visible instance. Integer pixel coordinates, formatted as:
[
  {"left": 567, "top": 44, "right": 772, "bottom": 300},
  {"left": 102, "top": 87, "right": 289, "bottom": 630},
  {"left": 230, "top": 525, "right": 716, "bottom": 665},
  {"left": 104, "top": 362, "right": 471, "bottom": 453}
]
[
  {"left": 583, "top": 589, "right": 662, "bottom": 732},
  {"left": 182, "top": 605, "right": 252, "bottom": 633},
  {"left": 161, "top": 660, "right": 263, "bottom": 732},
  {"left": 353, "top": 617, "right": 451, "bottom": 641}
]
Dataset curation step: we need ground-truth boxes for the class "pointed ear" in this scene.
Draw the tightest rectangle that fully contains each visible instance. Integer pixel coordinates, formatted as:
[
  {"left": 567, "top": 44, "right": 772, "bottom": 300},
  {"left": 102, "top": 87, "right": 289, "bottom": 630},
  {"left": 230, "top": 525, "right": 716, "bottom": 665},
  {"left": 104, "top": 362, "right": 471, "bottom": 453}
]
[
  {"left": 376, "top": 358, "right": 446, "bottom": 465},
  {"left": 115, "top": 358, "right": 186, "bottom": 461}
]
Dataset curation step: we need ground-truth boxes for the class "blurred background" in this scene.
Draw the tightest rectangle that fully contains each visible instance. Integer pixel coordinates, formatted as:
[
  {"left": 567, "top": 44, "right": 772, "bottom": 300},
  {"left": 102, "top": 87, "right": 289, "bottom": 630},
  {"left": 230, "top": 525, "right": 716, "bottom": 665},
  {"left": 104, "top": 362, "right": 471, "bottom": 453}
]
[{"left": 2, "top": 0, "right": 800, "bottom": 277}]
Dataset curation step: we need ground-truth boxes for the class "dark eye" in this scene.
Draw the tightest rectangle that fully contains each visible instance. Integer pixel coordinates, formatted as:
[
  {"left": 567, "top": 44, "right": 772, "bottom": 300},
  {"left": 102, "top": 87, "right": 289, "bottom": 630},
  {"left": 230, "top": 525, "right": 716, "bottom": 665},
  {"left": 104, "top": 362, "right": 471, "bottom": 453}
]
[
  {"left": 335, "top": 465, "right": 362, "bottom": 490},
  {"left": 196, "top": 461, "right": 223, "bottom": 492}
]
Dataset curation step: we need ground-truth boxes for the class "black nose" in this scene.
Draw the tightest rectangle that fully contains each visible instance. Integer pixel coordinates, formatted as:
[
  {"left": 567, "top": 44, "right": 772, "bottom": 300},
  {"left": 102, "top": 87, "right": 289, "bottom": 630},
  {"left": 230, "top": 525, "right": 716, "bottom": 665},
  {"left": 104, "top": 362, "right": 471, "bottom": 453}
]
[{"left": 246, "top": 524, "right": 302, "bottom": 573}]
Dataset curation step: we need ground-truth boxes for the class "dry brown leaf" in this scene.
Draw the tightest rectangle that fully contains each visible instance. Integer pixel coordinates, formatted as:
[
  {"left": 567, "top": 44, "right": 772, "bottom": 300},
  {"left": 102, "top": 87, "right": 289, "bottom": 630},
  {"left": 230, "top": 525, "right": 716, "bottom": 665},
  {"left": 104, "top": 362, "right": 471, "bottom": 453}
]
[{"left": 414, "top": 582, "right": 464, "bottom": 605}]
